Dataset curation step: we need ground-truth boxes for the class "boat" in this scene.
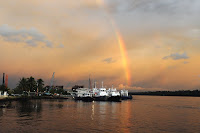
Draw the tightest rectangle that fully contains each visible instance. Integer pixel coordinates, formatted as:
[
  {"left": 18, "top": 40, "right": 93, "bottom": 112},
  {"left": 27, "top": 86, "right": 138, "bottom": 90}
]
[
  {"left": 120, "top": 89, "right": 132, "bottom": 100},
  {"left": 107, "top": 85, "right": 121, "bottom": 102},
  {"left": 93, "top": 82, "right": 109, "bottom": 101},
  {"left": 82, "top": 92, "right": 94, "bottom": 102},
  {"left": 73, "top": 88, "right": 93, "bottom": 102}
]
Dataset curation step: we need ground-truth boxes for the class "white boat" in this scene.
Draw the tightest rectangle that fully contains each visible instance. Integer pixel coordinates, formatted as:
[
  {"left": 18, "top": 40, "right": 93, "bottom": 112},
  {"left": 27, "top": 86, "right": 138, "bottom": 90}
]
[
  {"left": 121, "top": 89, "right": 132, "bottom": 100},
  {"left": 74, "top": 88, "right": 94, "bottom": 102},
  {"left": 107, "top": 85, "right": 121, "bottom": 101},
  {"left": 93, "top": 81, "right": 109, "bottom": 101}
]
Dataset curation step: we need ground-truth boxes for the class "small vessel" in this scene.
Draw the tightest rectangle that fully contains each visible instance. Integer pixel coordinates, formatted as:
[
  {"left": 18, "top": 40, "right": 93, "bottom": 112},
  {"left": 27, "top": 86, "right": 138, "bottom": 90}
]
[
  {"left": 73, "top": 88, "right": 93, "bottom": 102},
  {"left": 93, "top": 82, "right": 109, "bottom": 101},
  {"left": 82, "top": 91, "right": 94, "bottom": 102},
  {"left": 107, "top": 85, "right": 121, "bottom": 102},
  {"left": 121, "top": 89, "right": 132, "bottom": 100}
]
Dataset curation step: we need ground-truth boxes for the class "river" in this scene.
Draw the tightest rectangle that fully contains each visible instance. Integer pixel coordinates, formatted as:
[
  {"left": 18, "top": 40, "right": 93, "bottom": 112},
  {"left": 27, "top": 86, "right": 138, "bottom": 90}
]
[{"left": 0, "top": 96, "right": 200, "bottom": 133}]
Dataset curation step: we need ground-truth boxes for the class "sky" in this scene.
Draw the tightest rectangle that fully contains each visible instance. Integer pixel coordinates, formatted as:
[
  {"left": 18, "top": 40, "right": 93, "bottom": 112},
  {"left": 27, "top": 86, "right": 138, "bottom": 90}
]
[{"left": 0, "top": 0, "right": 200, "bottom": 91}]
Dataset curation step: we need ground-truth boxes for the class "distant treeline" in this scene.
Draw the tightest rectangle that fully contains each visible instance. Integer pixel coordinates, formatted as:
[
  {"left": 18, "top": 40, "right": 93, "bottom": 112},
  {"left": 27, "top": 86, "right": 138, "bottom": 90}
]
[{"left": 130, "top": 90, "right": 200, "bottom": 97}]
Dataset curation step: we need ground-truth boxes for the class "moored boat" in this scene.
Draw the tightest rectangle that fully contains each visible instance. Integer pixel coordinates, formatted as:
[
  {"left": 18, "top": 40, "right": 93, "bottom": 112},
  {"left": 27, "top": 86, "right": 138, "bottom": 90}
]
[
  {"left": 107, "top": 86, "right": 121, "bottom": 102},
  {"left": 73, "top": 88, "right": 93, "bottom": 102},
  {"left": 93, "top": 82, "right": 109, "bottom": 101},
  {"left": 82, "top": 92, "right": 94, "bottom": 102},
  {"left": 121, "top": 89, "right": 132, "bottom": 100}
]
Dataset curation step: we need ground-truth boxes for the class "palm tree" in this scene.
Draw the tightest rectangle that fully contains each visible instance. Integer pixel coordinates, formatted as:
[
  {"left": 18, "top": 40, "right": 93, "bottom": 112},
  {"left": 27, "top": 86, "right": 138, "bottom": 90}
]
[
  {"left": 18, "top": 77, "right": 28, "bottom": 92},
  {"left": 27, "top": 76, "right": 37, "bottom": 92},
  {"left": 37, "top": 79, "right": 44, "bottom": 92}
]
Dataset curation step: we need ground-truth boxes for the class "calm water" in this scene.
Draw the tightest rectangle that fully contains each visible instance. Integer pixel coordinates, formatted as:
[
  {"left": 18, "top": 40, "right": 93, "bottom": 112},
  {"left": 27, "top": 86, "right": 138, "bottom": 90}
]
[{"left": 1, "top": 96, "right": 200, "bottom": 133}]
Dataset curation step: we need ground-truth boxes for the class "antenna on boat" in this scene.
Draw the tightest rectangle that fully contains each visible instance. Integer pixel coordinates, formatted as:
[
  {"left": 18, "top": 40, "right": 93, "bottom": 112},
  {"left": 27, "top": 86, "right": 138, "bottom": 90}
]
[
  {"left": 112, "top": 84, "right": 113, "bottom": 89},
  {"left": 102, "top": 81, "right": 103, "bottom": 88}
]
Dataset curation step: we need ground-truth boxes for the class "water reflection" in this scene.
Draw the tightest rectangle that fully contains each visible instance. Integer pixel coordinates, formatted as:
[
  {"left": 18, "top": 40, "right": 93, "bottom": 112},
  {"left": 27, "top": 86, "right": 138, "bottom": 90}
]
[
  {"left": 91, "top": 103, "right": 95, "bottom": 120},
  {"left": 1, "top": 97, "right": 200, "bottom": 132},
  {"left": 47, "top": 99, "right": 64, "bottom": 109},
  {"left": 0, "top": 108, "right": 3, "bottom": 117},
  {"left": 119, "top": 100, "right": 132, "bottom": 133},
  {"left": 0, "top": 101, "right": 12, "bottom": 117},
  {"left": 16, "top": 100, "right": 42, "bottom": 117}
]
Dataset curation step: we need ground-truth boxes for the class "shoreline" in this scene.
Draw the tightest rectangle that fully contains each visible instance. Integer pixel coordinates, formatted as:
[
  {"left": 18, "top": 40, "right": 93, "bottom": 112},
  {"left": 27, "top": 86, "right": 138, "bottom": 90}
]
[{"left": 0, "top": 96, "right": 69, "bottom": 102}]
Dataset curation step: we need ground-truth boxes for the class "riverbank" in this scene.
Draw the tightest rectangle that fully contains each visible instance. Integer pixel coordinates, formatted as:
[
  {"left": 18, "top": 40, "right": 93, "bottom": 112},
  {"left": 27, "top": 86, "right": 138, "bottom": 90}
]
[
  {"left": 0, "top": 95, "right": 69, "bottom": 102},
  {"left": 130, "top": 90, "right": 200, "bottom": 97}
]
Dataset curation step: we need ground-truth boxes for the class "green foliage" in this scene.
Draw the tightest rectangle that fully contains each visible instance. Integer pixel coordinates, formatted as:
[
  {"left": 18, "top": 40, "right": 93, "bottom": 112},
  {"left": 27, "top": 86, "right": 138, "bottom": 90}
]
[
  {"left": 49, "top": 87, "right": 65, "bottom": 94},
  {"left": 13, "top": 86, "right": 23, "bottom": 94},
  {"left": 18, "top": 77, "right": 28, "bottom": 92},
  {"left": 0, "top": 84, "right": 10, "bottom": 92},
  {"left": 0, "top": 84, "right": 6, "bottom": 91},
  {"left": 37, "top": 79, "right": 45, "bottom": 92},
  {"left": 50, "top": 88, "right": 56, "bottom": 94},
  {"left": 14, "top": 76, "right": 45, "bottom": 94},
  {"left": 27, "top": 76, "right": 37, "bottom": 92},
  {"left": 62, "top": 90, "right": 70, "bottom": 95},
  {"left": 56, "top": 88, "right": 64, "bottom": 94}
]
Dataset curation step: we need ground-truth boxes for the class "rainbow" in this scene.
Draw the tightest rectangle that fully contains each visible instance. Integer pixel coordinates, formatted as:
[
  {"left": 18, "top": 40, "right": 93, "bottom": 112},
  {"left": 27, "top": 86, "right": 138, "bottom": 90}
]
[
  {"left": 97, "top": 0, "right": 131, "bottom": 85},
  {"left": 115, "top": 29, "right": 131, "bottom": 86}
]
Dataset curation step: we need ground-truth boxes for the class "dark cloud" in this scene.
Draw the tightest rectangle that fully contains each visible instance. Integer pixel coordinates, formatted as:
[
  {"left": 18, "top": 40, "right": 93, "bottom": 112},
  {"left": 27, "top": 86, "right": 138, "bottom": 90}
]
[
  {"left": 0, "top": 24, "right": 53, "bottom": 47},
  {"left": 132, "top": 72, "right": 191, "bottom": 90},
  {"left": 102, "top": 57, "right": 116, "bottom": 64},
  {"left": 103, "top": 0, "right": 200, "bottom": 15},
  {"left": 163, "top": 52, "right": 189, "bottom": 60}
]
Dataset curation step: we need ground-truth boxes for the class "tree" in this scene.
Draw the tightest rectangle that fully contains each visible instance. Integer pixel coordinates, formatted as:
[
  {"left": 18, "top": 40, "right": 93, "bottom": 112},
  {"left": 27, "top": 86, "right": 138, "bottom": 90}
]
[
  {"left": 17, "top": 77, "right": 28, "bottom": 92},
  {"left": 56, "top": 88, "right": 64, "bottom": 94},
  {"left": 50, "top": 88, "right": 56, "bottom": 94},
  {"left": 14, "top": 76, "right": 45, "bottom": 94},
  {"left": 27, "top": 76, "right": 37, "bottom": 92},
  {"left": 37, "top": 78, "right": 45, "bottom": 92},
  {"left": 13, "top": 87, "right": 23, "bottom": 94},
  {"left": 0, "top": 84, "right": 9, "bottom": 92}
]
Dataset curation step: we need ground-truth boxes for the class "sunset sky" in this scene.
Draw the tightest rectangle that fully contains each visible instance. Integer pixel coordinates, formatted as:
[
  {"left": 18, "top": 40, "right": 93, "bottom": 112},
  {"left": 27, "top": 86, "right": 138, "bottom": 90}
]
[{"left": 1, "top": 0, "right": 200, "bottom": 91}]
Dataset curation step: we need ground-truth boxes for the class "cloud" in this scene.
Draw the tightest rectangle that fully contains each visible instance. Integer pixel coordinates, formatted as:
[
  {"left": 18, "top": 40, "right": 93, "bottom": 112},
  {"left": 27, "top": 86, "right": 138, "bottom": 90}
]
[
  {"left": 183, "top": 61, "right": 189, "bottom": 64},
  {"left": 118, "top": 84, "right": 163, "bottom": 91},
  {"left": 103, "top": 0, "right": 200, "bottom": 15},
  {"left": 0, "top": 24, "right": 53, "bottom": 47},
  {"left": 187, "top": 29, "right": 200, "bottom": 39},
  {"left": 102, "top": 57, "right": 116, "bottom": 64},
  {"left": 81, "top": 0, "right": 104, "bottom": 9},
  {"left": 57, "top": 44, "right": 64, "bottom": 48},
  {"left": 163, "top": 52, "right": 189, "bottom": 60}
]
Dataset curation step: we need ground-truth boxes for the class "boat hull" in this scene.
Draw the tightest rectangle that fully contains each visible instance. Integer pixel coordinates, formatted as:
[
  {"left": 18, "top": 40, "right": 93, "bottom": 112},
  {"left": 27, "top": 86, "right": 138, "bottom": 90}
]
[
  {"left": 108, "top": 96, "right": 121, "bottom": 102},
  {"left": 74, "top": 96, "right": 94, "bottom": 102},
  {"left": 74, "top": 97, "right": 82, "bottom": 100},
  {"left": 94, "top": 96, "right": 109, "bottom": 101},
  {"left": 82, "top": 97, "right": 94, "bottom": 102},
  {"left": 121, "top": 95, "right": 132, "bottom": 100}
]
